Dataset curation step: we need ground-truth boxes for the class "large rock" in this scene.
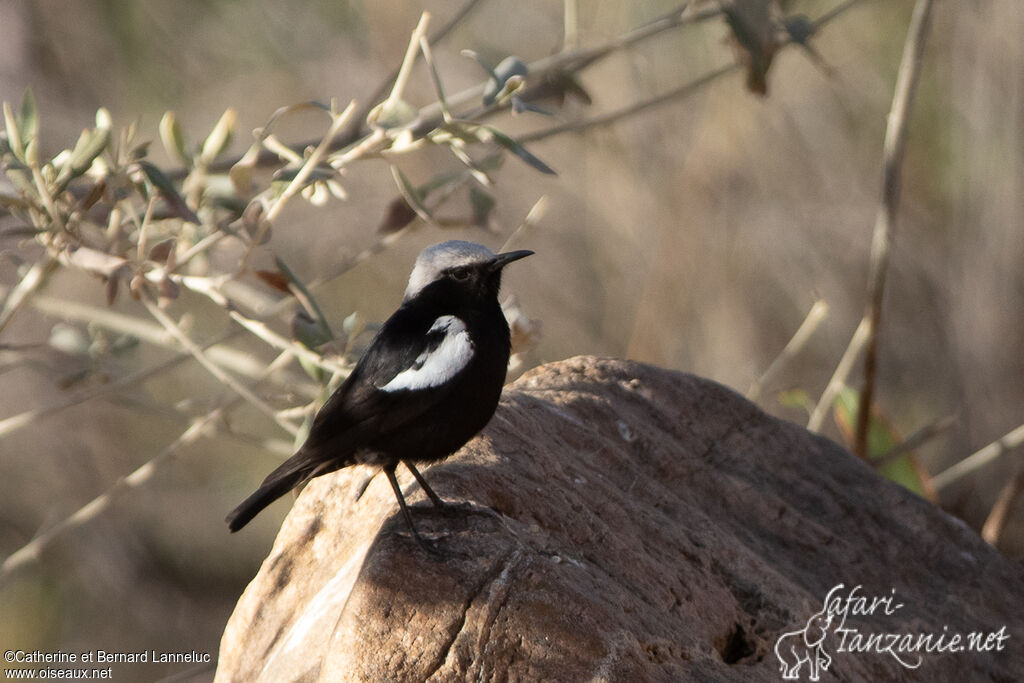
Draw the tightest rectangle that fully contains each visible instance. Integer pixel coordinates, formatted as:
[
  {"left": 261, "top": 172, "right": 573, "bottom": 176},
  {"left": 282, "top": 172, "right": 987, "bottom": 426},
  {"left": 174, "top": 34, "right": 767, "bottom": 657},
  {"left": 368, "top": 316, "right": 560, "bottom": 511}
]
[{"left": 215, "top": 357, "right": 1022, "bottom": 682}]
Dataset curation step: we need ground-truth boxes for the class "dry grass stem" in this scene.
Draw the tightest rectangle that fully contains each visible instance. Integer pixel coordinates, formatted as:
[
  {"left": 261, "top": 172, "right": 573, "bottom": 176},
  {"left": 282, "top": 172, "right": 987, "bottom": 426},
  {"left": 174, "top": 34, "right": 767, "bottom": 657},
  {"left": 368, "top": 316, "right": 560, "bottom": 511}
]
[
  {"left": 747, "top": 299, "right": 829, "bottom": 401},
  {"left": 871, "top": 414, "right": 957, "bottom": 470},
  {"left": 981, "top": 473, "right": 1024, "bottom": 546},
  {"left": 933, "top": 422, "right": 1024, "bottom": 492},
  {"left": 807, "top": 317, "right": 869, "bottom": 433},
  {"left": 854, "top": 0, "right": 934, "bottom": 458}
]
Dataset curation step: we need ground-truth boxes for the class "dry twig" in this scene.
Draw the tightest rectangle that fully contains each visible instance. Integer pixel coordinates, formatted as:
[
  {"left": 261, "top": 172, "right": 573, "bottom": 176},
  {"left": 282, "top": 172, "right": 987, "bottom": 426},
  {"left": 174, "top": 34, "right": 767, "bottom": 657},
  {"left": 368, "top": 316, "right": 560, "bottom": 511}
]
[
  {"left": 933, "top": 422, "right": 1024, "bottom": 491},
  {"left": 853, "top": 0, "right": 934, "bottom": 458},
  {"left": 748, "top": 299, "right": 829, "bottom": 402}
]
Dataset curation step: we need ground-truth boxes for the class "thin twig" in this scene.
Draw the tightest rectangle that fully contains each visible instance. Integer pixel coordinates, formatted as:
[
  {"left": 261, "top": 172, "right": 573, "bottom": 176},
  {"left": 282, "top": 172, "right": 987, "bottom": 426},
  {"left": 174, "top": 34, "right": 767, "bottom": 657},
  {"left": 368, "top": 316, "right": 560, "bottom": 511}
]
[
  {"left": 0, "top": 348, "right": 306, "bottom": 585},
  {"left": 747, "top": 300, "right": 829, "bottom": 401},
  {"left": 0, "top": 255, "right": 58, "bottom": 335},
  {"left": 110, "top": 392, "right": 294, "bottom": 456},
  {"left": 264, "top": 103, "right": 356, "bottom": 220},
  {"left": 854, "top": 0, "right": 934, "bottom": 458},
  {"left": 226, "top": 308, "right": 350, "bottom": 377},
  {"left": 807, "top": 317, "right": 869, "bottom": 433},
  {"left": 0, "top": 407, "right": 222, "bottom": 587},
  {"left": 932, "top": 422, "right": 1024, "bottom": 491},
  {"left": 520, "top": 0, "right": 867, "bottom": 144},
  {"left": 238, "top": 101, "right": 357, "bottom": 271},
  {"left": 563, "top": 0, "right": 580, "bottom": 52},
  {"left": 418, "top": 32, "right": 451, "bottom": 123},
  {"left": 142, "top": 295, "right": 299, "bottom": 435},
  {"left": 198, "top": 0, "right": 863, "bottom": 180},
  {"left": 21, "top": 289, "right": 267, "bottom": 378},
  {"left": 387, "top": 13, "right": 431, "bottom": 109},
  {"left": 980, "top": 472, "right": 1024, "bottom": 547},
  {"left": 520, "top": 63, "right": 736, "bottom": 144},
  {"left": 202, "top": 3, "right": 723, "bottom": 177},
  {"left": 0, "top": 342, "right": 214, "bottom": 440},
  {"left": 871, "top": 413, "right": 956, "bottom": 470},
  {"left": 429, "top": 3, "right": 723, "bottom": 130},
  {"left": 349, "top": 0, "right": 485, "bottom": 137}
]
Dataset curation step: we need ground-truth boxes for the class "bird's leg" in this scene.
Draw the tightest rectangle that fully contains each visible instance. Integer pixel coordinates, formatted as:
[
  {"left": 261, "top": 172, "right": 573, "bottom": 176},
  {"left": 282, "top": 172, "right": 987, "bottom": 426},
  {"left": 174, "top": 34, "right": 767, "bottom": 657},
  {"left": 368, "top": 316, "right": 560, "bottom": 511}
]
[
  {"left": 383, "top": 465, "right": 439, "bottom": 554},
  {"left": 403, "top": 460, "right": 448, "bottom": 510}
]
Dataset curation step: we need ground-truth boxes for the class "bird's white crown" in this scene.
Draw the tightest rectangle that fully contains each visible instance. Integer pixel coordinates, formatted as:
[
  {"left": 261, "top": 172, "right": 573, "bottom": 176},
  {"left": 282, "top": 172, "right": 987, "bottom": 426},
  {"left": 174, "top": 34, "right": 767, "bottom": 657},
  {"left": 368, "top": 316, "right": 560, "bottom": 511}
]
[{"left": 404, "top": 240, "right": 496, "bottom": 300}]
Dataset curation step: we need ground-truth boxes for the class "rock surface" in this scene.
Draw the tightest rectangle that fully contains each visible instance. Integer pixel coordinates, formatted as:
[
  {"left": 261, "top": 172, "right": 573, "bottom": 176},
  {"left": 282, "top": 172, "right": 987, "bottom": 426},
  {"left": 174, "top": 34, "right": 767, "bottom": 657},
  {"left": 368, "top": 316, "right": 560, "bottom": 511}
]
[{"left": 215, "top": 357, "right": 1022, "bottom": 682}]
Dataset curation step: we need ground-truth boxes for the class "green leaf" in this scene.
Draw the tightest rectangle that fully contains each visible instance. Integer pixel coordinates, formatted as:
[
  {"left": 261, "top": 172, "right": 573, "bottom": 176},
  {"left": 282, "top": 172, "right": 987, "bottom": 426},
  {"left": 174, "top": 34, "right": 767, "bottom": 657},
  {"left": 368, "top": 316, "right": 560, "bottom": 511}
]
[
  {"left": 777, "top": 388, "right": 813, "bottom": 415},
  {"left": 55, "top": 123, "right": 111, "bottom": 191},
  {"left": 297, "top": 352, "right": 325, "bottom": 384},
  {"left": 434, "top": 120, "right": 486, "bottom": 145},
  {"left": 291, "top": 310, "right": 333, "bottom": 354},
  {"left": 462, "top": 50, "right": 500, "bottom": 86},
  {"left": 3, "top": 101, "right": 24, "bottom": 160},
  {"left": 229, "top": 144, "right": 261, "bottom": 194},
  {"left": 469, "top": 186, "right": 496, "bottom": 228},
  {"left": 259, "top": 101, "right": 331, "bottom": 138},
  {"left": 159, "top": 111, "right": 190, "bottom": 166},
  {"left": 272, "top": 163, "right": 336, "bottom": 184},
  {"left": 137, "top": 160, "right": 200, "bottom": 224},
  {"left": 342, "top": 311, "right": 365, "bottom": 343},
  {"left": 377, "top": 196, "right": 417, "bottom": 235},
  {"left": 417, "top": 170, "right": 463, "bottom": 198},
  {"left": 484, "top": 56, "right": 529, "bottom": 105},
  {"left": 367, "top": 98, "right": 420, "bottom": 132},
  {"left": 275, "top": 255, "right": 333, "bottom": 347},
  {"left": 390, "top": 166, "right": 435, "bottom": 223},
  {"left": 484, "top": 126, "right": 556, "bottom": 175},
  {"left": 18, "top": 89, "right": 39, "bottom": 156},
  {"left": 833, "top": 387, "right": 931, "bottom": 499},
  {"left": 200, "top": 108, "right": 236, "bottom": 166}
]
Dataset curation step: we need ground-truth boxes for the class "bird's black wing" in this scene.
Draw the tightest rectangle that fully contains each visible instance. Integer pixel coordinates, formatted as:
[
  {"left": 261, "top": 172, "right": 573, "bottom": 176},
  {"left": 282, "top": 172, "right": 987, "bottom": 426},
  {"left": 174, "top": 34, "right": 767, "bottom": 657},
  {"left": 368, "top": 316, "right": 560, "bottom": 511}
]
[
  {"left": 225, "top": 307, "right": 466, "bottom": 532},
  {"left": 298, "top": 305, "right": 472, "bottom": 460}
]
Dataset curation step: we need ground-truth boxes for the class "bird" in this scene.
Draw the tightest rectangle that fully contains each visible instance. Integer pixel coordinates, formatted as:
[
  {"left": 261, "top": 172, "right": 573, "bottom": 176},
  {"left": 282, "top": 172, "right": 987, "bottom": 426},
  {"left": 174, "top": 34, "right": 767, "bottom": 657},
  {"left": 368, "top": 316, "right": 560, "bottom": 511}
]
[{"left": 226, "top": 240, "right": 533, "bottom": 550}]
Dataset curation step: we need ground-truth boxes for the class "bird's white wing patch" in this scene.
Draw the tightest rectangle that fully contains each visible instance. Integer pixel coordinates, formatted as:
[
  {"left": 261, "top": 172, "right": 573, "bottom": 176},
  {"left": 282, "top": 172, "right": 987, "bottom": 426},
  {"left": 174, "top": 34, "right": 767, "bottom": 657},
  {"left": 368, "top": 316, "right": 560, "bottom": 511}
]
[{"left": 378, "top": 316, "right": 474, "bottom": 392}]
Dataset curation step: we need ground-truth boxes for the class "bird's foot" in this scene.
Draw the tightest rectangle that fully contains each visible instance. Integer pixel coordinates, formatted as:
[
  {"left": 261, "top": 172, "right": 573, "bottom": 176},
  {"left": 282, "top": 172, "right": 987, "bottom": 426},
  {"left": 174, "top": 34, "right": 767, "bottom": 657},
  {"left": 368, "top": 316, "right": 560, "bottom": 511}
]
[
  {"left": 437, "top": 499, "right": 477, "bottom": 517},
  {"left": 409, "top": 531, "right": 447, "bottom": 557}
]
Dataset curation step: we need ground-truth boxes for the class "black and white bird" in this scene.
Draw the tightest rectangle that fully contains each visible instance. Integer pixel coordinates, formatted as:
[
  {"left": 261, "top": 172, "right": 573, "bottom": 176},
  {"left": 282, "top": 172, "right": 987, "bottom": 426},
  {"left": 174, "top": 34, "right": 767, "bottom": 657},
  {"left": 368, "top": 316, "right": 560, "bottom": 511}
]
[{"left": 226, "top": 240, "right": 533, "bottom": 549}]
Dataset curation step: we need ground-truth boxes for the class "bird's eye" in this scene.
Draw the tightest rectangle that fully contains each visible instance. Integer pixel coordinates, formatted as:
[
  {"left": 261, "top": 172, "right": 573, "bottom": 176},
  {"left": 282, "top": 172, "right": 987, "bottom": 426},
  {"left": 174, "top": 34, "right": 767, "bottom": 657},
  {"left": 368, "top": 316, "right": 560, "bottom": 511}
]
[{"left": 450, "top": 267, "right": 471, "bottom": 281}]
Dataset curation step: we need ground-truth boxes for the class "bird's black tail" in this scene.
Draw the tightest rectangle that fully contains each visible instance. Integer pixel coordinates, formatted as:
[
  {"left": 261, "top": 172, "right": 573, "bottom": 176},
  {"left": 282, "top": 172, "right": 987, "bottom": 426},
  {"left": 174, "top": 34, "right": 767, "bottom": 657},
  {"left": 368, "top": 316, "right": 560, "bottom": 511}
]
[{"left": 226, "top": 457, "right": 313, "bottom": 532}]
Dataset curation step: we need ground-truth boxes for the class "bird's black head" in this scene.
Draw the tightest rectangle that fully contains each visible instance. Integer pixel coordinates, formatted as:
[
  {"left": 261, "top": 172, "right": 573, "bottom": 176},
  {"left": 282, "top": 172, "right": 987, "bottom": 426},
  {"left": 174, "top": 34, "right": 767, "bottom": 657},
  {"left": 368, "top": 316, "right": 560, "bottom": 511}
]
[{"left": 403, "top": 241, "right": 533, "bottom": 305}]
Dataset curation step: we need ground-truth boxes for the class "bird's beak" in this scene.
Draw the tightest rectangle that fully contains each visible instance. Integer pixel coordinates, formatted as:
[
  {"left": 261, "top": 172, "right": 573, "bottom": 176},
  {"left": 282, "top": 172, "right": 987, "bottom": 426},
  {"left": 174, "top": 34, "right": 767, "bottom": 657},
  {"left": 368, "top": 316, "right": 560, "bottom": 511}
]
[{"left": 489, "top": 249, "right": 534, "bottom": 271}]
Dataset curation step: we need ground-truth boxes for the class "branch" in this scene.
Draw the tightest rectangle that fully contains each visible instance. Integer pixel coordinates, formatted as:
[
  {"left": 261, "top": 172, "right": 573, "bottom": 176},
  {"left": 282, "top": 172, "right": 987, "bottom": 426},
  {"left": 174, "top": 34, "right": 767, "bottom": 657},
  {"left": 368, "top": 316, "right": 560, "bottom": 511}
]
[
  {"left": 807, "top": 317, "right": 869, "bottom": 433},
  {"left": 0, "top": 408, "right": 222, "bottom": 587},
  {"left": 853, "top": 0, "right": 934, "bottom": 458},
  {"left": 520, "top": 0, "right": 867, "bottom": 144},
  {"left": 871, "top": 413, "right": 956, "bottom": 470},
  {"left": 142, "top": 295, "right": 299, "bottom": 436},
  {"left": 0, "top": 256, "right": 58, "bottom": 335},
  {"left": 198, "top": 3, "right": 724, "bottom": 177},
  {"left": 0, "top": 345, "right": 205, "bottom": 440},
  {"left": 981, "top": 472, "right": 1024, "bottom": 547},
  {"left": 0, "top": 347, "right": 304, "bottom": 585},
  {"left": 226, "top": 307, "right": 350, "bottom": 377},
  {"left": 519, "top": 63, "right": 737, "bottom": 144},
  {"left": 238, "top": 101, "right": 357, "bottom": 270},
  {"left": 346, "top": 0, "right": 486, "bottom": 141},
  {"left": 932, "top": 422, "right": 1024, "bottom": 492},
  {"left": 747, "top": 299, "right": 829, "bottom": 402}
]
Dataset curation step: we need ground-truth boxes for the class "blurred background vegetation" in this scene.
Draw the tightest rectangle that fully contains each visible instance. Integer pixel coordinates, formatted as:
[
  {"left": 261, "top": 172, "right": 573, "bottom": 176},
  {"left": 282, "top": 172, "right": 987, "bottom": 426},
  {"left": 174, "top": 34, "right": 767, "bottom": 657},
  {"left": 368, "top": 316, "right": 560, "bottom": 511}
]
[{"left": 1, "top": 0, "right": 1021, "bottom": 679}]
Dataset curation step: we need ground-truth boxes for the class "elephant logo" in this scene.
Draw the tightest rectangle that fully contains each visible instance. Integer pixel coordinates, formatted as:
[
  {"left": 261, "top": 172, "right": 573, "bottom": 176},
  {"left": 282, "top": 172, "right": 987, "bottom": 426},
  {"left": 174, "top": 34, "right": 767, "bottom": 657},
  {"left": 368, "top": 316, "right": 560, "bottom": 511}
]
[{"left": 774, "top": 609, "right": 833, "bottom": 681}]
